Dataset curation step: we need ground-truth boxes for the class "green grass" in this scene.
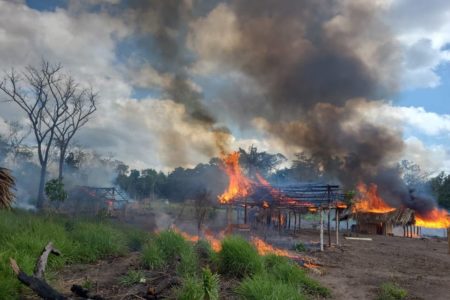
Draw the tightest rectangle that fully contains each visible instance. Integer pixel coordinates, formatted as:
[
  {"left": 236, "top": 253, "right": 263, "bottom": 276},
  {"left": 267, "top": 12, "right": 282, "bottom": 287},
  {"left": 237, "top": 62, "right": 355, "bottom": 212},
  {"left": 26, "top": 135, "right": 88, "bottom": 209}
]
[
  {"left": 119, "top": 270, "right": 145, "bottom": 286},
  {"left": 142, "top": 230, "right": 198, "bottom": 276},
  {"left": 0, "top": 209, "right": 148, "bottom": 300},
  {"left": 218, "top": 236, "right": 263, "bottom": 278},
  {"left": 263, "top": 255, "right": 330, "bottom": 297},
  {"left": 236, "top": 273, "right": 306, "bottom": 300},
  {"left": 377, "top": 282, "right": 407, "bottom": 300},
  {"left": 175, "top": 267, "right": 220, "bottom": 300}
]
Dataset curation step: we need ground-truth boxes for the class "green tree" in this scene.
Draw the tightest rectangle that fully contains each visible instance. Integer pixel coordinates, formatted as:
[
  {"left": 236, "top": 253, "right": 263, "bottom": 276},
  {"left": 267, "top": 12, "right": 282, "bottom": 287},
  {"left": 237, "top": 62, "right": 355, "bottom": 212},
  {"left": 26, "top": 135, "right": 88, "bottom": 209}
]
[{"left": 429, "top": 172, "right": 450, "bottom": 210}]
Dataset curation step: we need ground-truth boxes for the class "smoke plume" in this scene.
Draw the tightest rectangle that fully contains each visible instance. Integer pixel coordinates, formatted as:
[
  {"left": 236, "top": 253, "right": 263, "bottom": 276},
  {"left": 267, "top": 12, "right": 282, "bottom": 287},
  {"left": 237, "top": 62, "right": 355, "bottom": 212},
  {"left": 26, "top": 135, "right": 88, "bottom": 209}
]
[{"left": 124, "top": 0, "right": 437, "bottom": 213}]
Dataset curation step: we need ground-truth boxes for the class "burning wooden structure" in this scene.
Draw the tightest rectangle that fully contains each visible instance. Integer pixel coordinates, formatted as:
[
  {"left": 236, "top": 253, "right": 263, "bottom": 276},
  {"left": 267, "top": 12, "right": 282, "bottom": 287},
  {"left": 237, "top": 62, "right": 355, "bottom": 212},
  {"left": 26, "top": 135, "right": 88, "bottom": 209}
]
[{"left": 64, "top": 186, "right": 129, "bottom": 216}]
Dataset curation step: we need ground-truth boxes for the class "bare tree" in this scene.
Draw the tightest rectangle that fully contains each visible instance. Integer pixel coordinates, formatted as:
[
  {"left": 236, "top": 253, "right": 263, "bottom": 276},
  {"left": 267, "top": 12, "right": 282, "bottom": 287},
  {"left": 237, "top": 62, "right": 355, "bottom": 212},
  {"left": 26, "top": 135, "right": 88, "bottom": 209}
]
[
  {"left": 0, "top": 61, "right": 88, "bottom": 209},
  {"left": 55, "top": 86, "right": 96, "bottom": 180},
  {"left": 5, "top": 121, "right": 32, "bottom": 163}
]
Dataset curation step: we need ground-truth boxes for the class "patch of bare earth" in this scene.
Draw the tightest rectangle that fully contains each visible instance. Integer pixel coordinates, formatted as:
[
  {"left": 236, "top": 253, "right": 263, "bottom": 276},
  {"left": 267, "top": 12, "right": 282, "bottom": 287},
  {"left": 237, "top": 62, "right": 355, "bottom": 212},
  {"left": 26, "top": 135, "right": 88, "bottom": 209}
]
[{"left": 298, "top": 230, "right": 450, "bottom": 300}]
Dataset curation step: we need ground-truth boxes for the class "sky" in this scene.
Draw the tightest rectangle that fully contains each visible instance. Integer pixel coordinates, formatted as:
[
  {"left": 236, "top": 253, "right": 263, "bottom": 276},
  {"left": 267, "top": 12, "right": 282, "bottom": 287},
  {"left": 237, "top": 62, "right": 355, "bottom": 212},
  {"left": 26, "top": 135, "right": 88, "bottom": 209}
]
[{"left": 0, "top": 0, "right": 450, "bottom": 174}]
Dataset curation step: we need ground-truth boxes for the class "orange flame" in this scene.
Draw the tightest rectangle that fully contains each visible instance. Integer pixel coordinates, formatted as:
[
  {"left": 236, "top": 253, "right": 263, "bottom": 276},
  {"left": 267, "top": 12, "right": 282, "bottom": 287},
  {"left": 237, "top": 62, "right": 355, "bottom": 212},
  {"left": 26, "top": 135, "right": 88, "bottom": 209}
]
[
  {"left": 353, "top": 183, "right": 396, "bottom": 214},
  {"left": 218, "top": 152, "right": 253, "bottom": 203},
  {"left": 251, "top": 236, "right": 291, "bottom": 256},
  {"left": 263, "top": 201, "right": 270, "bottom": 208},
  {"left": 415, "top": 208, "right": 450, "bottom": 229}
]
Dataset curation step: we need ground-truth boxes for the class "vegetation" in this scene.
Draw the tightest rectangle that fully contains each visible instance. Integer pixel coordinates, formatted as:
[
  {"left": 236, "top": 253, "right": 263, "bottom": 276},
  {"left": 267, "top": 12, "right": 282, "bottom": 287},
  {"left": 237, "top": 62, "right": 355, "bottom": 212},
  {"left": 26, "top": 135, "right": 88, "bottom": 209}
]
[
  {"left": 218, "top": 235, "right": 263, "bottom": 278},
  {"left": 377, "top": 282, "right": 407, "bottom": 300},
  {"left": 142, "top": 230, "right": 198, "bottom": 276},
  {"left": 45, "top": 178, "right": 68, "bottom": 202},
  {"left": 429, "top": 171, "right": 450, "bottom": 209},
  {"left": 119, "top": 270, "right": 145, "bottom": 286},
  {"left": 236, "top": 273, "right": 305, "bottom": 300},
  {"left": 0, "top": 210, "right": 147, "bottom": 299}
]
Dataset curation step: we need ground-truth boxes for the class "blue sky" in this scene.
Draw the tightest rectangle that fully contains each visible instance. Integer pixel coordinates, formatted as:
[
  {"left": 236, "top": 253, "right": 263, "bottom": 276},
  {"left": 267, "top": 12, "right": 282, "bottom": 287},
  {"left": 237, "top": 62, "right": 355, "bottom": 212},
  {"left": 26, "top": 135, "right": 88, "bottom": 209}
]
[{"left": 1, "top": 0, "right": 450, "bottom": 172}]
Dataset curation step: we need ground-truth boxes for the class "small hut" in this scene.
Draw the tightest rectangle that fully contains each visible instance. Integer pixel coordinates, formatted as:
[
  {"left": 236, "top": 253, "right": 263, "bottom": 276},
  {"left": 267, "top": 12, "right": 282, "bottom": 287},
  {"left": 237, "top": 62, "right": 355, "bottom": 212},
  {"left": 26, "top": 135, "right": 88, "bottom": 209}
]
[{"left": 353, "top": 208, "right": 414, "bottom": 235}]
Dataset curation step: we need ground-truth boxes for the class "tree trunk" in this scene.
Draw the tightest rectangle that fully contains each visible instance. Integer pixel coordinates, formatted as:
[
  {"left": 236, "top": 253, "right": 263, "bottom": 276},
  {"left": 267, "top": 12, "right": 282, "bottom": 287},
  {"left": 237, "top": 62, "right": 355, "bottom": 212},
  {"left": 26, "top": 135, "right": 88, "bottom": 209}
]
[
  {"left": 58, "top": 147, "right": 65, "bottom": 181},
  {"left": 37, "top": 164, "right": 47, "bottom": 209}
]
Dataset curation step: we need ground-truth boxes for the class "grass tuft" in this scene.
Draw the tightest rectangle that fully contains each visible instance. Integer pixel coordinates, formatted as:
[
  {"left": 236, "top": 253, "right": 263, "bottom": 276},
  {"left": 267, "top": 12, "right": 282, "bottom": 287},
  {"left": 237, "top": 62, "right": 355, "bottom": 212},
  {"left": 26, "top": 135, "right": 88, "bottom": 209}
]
[
  {"left": 119, "top": 270, "right": 145, "bottom": 286},
  {"left": 218, "top": 236, "right": 263, "bottom": 278},
  {"left": 377, "top": 282, "right": 407, "bottom": 300},
  {"left": 142, "top": 230, "right": 198, "bottom": 277},
  {"left": 263, "top": 254, "right": 330, "bottom": 297},
  {"left": 236, "top": 273, "right": 306, "bottom": 300}
]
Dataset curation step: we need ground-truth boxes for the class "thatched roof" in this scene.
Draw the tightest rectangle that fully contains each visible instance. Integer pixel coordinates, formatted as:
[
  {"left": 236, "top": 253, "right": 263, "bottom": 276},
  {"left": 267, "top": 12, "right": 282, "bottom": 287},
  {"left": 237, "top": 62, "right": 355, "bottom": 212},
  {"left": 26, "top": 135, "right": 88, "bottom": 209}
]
[
  {"left": 0, "top": 168, "right": 15, "bottom": 209},
  {"left": 353, "top": 208, "right": 415, "bottom": 226}
]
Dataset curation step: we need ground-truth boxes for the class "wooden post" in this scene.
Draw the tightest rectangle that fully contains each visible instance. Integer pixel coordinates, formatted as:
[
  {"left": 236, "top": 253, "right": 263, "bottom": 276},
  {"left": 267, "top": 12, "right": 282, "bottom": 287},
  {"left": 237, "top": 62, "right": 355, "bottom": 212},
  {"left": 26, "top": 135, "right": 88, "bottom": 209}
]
[
  {"left": 226, "top": 206, "right": 232, "bottom": 225},
  {"left": 288, "top": 211, "right": 291, "bottom": 230},
  {"left": 447, "top": 227, "right": 449, "bottom": 254},
  {"left": 327, "top": 185, "right": 331, "bottom": 247},
  {"left": 293, "top": 211, "right": 297, "bottom": 234},
  {"left": 320, "top": 208, "right": 324, "bottom": 252},
  {"left": 335, "top": 208, "right": 339, "bottom": 246},
  {"left": 244, "top": 200, "right": 248, "bottom": 224},
  {"left": 278, "top": 209, "right": 281, "bottom": 233},
  {"left": 298, "top": 211, "right": 301, "bottom": 230}
]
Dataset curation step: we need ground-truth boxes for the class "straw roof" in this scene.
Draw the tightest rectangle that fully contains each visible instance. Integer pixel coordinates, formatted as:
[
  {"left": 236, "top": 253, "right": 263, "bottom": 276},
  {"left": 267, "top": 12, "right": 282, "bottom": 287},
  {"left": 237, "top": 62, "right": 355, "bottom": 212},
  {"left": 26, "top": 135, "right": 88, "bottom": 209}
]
[
  {"left": 353, "top": 208, "right": 414, "bottom": 226},
  {"left": 0, "top": 168, "right": 15, "bottom": 209}
]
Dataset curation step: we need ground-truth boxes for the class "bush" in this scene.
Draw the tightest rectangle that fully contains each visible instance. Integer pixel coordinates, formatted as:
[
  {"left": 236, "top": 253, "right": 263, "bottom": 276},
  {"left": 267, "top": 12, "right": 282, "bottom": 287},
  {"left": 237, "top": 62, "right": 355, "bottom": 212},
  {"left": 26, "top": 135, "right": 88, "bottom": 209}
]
[
  {"left": 377, "top": 282, "right": 407, "bottom": 300},
  {"left": 236, "top": 273, "right": 305, "bottom": 300},
  {"left": 264, "top": 255, "right": 330, "bottom": 297},
  {"left": 195, "top": 240, "right": 219, "bottom": 269},
  {"left": 218, "top": 236, "right": 263, "bottom": 278}
]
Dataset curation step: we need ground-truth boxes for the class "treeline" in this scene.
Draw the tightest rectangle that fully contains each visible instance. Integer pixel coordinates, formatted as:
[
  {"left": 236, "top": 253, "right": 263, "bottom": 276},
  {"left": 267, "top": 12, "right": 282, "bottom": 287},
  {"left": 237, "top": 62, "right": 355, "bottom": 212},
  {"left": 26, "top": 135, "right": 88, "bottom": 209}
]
[{"left": 115, "top": 146, "right": 450, "bottom": 210}]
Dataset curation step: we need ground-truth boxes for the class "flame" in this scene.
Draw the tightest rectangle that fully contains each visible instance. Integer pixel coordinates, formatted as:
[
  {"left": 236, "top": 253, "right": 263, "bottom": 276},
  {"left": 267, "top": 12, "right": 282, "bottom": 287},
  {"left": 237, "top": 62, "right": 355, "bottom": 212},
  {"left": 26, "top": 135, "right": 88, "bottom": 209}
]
[
  {"left": 263, "top": 201, "right": 270, "bottom": 208},
  {"left": 308, "top": 207, "right": 318, "bottom": 213},
  {"left": 415, "top": 208, "right": 450, "bottom": 229},
  {"left": 218, "top": 152, "right": 253, "bottom": 203},
  {"left": 353, "top": 183, "right": 396, "bottom": 214},
  {"left": 251, "top": 236, "right": 291, "bottom": 256}
]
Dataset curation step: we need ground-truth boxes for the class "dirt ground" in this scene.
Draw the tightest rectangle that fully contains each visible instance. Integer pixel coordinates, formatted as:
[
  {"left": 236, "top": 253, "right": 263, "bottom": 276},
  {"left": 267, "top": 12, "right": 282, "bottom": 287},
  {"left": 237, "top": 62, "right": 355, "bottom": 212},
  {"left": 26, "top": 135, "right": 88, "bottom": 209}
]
[{"left": 294, "top": 230, "right": 450, "bottom": 300}]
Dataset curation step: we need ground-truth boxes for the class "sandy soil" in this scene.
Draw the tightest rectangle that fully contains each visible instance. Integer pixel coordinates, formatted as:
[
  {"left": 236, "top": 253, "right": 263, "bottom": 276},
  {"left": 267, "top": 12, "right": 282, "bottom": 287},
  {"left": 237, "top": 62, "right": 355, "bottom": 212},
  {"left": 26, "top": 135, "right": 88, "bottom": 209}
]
[{"left": 294, "top": 230, "right": 450, "bottom": 300}]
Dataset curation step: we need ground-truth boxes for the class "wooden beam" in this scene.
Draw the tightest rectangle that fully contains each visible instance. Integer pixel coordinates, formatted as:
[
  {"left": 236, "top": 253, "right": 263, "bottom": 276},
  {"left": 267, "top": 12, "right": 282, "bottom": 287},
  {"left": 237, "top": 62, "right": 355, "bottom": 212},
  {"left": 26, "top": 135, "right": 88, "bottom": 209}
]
[
  {"left": 335, "top": 209, "right": 339, "bottom": 246},
  {"left": 320, "top": 208, "right": 324, "bottom": 252}
]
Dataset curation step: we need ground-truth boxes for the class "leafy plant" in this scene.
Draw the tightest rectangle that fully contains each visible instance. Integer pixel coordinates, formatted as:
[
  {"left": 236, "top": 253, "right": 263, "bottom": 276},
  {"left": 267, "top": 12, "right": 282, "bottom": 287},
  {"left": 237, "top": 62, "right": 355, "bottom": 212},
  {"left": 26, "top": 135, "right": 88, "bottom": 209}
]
[
  {"left": 176, "top": 277, "right": 204, "bottom": 300},
  {"left": 45, "top": 178, "right": 67, "bottom": 202}
]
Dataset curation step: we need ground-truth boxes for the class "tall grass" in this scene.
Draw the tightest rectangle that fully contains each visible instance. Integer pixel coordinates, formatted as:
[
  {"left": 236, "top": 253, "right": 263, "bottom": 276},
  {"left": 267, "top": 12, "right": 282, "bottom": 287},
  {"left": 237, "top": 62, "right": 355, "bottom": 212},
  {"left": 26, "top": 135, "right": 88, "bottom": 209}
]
[
  {"left": 142, "top": 230, "right": 198, "bottom": 276},
  {"left": 218, "top": 236, "right": 263, "bottom": 278},
  {"left": 0, "top": 210, "right": 147, "bottom": 300}
]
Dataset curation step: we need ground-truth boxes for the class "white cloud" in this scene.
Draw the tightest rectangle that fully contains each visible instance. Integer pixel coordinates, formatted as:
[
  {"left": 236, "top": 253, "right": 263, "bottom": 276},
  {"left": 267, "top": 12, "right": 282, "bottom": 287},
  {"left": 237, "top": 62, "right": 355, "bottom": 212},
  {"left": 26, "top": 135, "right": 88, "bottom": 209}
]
[{"left": 383, "top": 0, "right": 450, "bottom": 89}]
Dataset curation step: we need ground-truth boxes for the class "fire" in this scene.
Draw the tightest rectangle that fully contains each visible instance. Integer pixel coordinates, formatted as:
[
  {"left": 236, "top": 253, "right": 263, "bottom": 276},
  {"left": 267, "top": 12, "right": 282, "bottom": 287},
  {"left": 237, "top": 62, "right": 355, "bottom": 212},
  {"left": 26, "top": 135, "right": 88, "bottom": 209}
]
[
  {"left": 262, "top": 201, "right": 270, "bottom": 208},
  {"left": 353, "top": 183, "right": 396, "bottom": 214},
  {"left": 218, "top": 152, "right": 253, "bottom": 203},
  {"left": 251, "top": 236, "right": 291, "bottom": 257},
  {"left": 415, "top": 208, "right": 450, "bottom": 229}
]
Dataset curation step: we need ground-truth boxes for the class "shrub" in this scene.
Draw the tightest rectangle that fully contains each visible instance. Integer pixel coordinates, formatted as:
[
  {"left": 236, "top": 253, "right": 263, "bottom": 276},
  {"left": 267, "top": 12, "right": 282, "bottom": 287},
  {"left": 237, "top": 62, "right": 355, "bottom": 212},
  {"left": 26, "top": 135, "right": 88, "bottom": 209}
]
[
  {"left": 218, "top": 236, "right": 263, "bottom": 278},
  {"left": 377, "top": 282, "right": 407, "bottom": 300},
  {"left": 142, "top": 242, "right": 165, "bottom": 269},
  {"left": 236, "top": 273, "right": 305, "bottom": 300}
]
